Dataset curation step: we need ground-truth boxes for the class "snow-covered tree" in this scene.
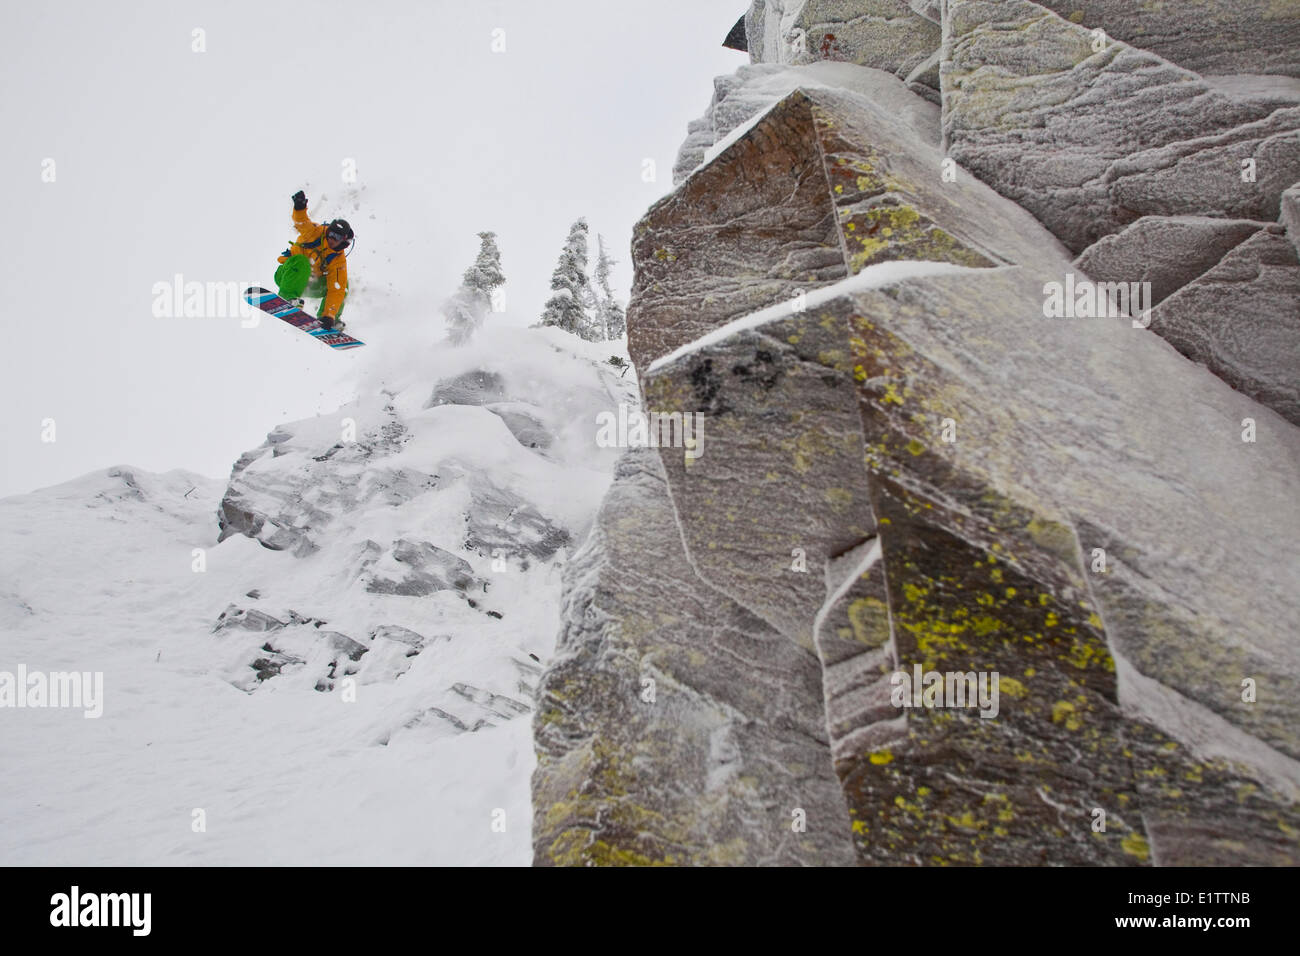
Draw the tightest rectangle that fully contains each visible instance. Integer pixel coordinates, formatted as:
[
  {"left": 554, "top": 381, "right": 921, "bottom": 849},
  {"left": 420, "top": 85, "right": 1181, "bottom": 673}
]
[
  {"left": 443, "top": 231, "right": 505, "bottom": 346},
  {"left": 463, "top": 231, "right": 505, "bottom": 295},
  {"left": 592, "top": 234, "right": 627, "bottom": 341},
  {"left": 539, "top": 218, "right": 593, "bottom": 337},
  {"left": 577, "top": 279, "right": 602, "bottom": 342}
]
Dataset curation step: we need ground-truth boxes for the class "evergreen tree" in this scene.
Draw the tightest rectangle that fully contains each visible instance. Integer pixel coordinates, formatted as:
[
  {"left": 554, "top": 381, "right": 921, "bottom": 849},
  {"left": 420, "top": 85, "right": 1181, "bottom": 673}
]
[
  {"left": 539, "top": 218, "right": 593, "bottom": 337},
  {"left": 463, "top": 231, "right": 505, "bottom": 295},
  {"left": 592, "top": 234, "right": 627, "bottom": 341},
  {"left": 577, "top": 278, "right": 602, "bottom": 342},
  {"left": 443, "top": 231, "right": 505, "bottom": 346}
]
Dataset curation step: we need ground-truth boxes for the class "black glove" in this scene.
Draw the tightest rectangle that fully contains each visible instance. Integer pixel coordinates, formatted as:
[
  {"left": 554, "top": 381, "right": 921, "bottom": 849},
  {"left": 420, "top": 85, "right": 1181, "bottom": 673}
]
[{"left": 292, "top": 190, "right": 307, "bottom": 211}]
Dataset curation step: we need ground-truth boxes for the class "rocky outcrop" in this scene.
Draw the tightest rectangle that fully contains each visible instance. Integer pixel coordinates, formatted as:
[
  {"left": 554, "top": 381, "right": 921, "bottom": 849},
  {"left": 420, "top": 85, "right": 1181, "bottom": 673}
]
[
  {"left": 739, "top": 0, "right": 1300, "bottom": 107},
  {"left": 1282, "top": 182, "right": 1300, "bottom": 257},
  {"left": 673, "top": 61, "right": 941, "bottom": 185},
  {"left": 532, "top": 449, "right": 857, "bottom": 866},
  {"left": 941, "top": 0, "right": 1299, "bottom": 253},
  {"left": 745, "top": 0, "right": 940, "bottom": 80},
  {"left": 213, "top": 604, "right": 286, "bottom": 633},
  {"left": 1031, "top": 0, "right": 1300, "bottom": 79},
  {"left": 1073, "top": 216, "right": 1264, "bottom": 307},
  {"left": 934, "top": 0, "right": 1300, "bottom": 421},
  {"left": 723, "top": 15, "right": 748, "bottom": 52},
  {"left": 363, "top": 538, "right": 483, "bottom": 597},
  {"left": 634, "top": 248, "right": 1300, "bottom": 863},
  {"left": 212, "top": 328, "right": 634, "bottom": 741},
  {"left": 534, "top": 0, "right": 1300, "bottom": 866},
  {"left": 216, "top": 408, "right": 410, "bottom": 556},
  {"left": 638, "top": 80, "right": 1074, "bottom": 643},
  {"left": 462, "top": 481, "right": 570, "bottom": 567},
  {"left": 1147, "top": 225, "right": 1300, "bottom": 424}
]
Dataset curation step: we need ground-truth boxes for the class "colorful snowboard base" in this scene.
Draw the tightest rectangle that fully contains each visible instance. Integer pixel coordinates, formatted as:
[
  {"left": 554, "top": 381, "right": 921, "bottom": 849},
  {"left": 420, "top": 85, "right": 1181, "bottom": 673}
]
[{"left": 244, "top": 287, "right": 364, "bottom": 350}]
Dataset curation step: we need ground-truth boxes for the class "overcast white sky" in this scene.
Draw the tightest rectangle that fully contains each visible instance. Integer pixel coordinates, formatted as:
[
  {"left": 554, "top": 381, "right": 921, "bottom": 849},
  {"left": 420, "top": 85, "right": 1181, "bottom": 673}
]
[{"left": 0, "top": 0, "right": 744, "bottom": 498}]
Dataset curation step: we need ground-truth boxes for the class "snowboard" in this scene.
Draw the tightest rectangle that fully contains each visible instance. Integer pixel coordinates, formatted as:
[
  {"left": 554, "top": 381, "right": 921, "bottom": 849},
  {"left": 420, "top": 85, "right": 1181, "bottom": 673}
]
[{"left": 243, "top": 287, "right": 365, "bottom": 350}]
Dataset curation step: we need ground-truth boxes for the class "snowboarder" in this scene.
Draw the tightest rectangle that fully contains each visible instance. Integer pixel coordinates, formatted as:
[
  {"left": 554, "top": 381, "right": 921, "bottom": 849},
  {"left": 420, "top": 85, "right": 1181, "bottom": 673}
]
[{"left": 274, "top": 190, "right": 353, "bottom": 331}]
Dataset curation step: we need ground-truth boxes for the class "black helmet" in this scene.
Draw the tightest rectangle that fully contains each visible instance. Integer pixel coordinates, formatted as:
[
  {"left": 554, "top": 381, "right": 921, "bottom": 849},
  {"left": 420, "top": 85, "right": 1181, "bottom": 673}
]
[{"left": 326, "top": 219, "right": 354, "bottom": 244}]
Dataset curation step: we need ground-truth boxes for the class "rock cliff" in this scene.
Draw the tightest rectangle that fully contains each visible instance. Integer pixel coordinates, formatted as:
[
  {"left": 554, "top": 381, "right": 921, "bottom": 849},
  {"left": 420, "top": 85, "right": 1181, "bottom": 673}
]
[{"left": 533, "top": 0, "right": 1300, "bottom": 865}]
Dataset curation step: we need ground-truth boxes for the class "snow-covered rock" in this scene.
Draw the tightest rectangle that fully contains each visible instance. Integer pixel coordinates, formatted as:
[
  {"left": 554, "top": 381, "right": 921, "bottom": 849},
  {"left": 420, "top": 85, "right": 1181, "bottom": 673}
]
[
  {"left": 0, "top": 327, "right": 635, "bottom": 865},
  {"left": 210, "top": 326, "right": 635, "bottom": 715}
]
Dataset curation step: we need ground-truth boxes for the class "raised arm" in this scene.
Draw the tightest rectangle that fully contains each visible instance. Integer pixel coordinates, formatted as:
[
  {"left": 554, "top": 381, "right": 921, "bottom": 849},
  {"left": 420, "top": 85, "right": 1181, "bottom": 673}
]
[{"left": 290, "top": 190, "right": 318, "bottom": 234}]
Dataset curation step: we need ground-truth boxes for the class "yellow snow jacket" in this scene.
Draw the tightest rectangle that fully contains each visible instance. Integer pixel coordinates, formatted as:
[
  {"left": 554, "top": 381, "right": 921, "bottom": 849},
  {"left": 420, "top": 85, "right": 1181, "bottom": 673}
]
[{"left": 278, "top": 207, "right": 349, "bottom": 319}]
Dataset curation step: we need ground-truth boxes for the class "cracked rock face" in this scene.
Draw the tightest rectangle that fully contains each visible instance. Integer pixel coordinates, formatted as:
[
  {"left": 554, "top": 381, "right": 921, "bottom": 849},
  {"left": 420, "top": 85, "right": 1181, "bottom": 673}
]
[
  {"left": 1282, "top": 182, "right": 1300, "bottom": 255},
  {"left": 1148, "top": 225, "right": 1300, "bottom": 424},
  {"left": 638, "top": 253, "right": 1300, "bottom": 863},
  {"left": 1031, "top": 0, "right": 1300, "bottom": 79},
  {"left": 638, "top": 82, "right": 1072, "bottom": 644},
  {"left": 642, "top": 78, "right": 1053, "bottom": 375},
  {"left": 745, "top": 0, "right": 940, "bottom": 80},
  {"left": 836, "top": 263, "right": 1299, "bottom": 862},
  {"left": 532, "top": 449, "right": 858, "bottom": 866},
  {"left": 535, "top": 20, "right": 1300, "bottom": 863},
  {"left": 941, "top": 0, "right": 1298, "bottom": 254},
  {"left": 1074, "top": 216, "right": 1264, "bottom": 307},
  {"left": 934, "top": 0, "right": 1300, "bottom": 410},
  {"left": 672, "top": 61, "right": 941, "bottom": 186}
]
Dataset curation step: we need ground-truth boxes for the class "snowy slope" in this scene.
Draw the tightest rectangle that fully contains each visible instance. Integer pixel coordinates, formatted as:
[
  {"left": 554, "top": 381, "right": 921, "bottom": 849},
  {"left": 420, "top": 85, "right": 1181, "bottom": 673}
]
[
  {"left": 0, "top": 325, "right": 637, "bottom": 866},
  {"left": 0, "top": 0, "right": 744, "bottom": 499},
  {"left": 0, "top": 0, "right": 744, "bottom": 865}
]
